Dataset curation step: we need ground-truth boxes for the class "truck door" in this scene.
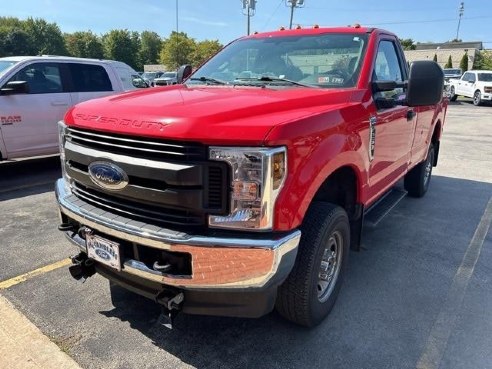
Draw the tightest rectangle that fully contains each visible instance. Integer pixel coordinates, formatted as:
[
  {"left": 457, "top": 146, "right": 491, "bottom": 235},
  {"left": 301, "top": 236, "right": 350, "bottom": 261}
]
[
  {"left": 367, "top": 39, "right": 416, "bottom": 199},
  {"left": 0, "top": 62, "right": 71, "bottom": 159},
  {"left": 456, "top": 72, "right": 471, "bottom": 95}
]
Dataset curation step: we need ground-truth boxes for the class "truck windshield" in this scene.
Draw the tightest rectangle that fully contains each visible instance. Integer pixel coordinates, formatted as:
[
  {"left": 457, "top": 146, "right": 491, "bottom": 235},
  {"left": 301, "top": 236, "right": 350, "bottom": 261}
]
[
  {"left": 188, "top": 33, "right": 368, "bottom": 88},
  {"left": 478, "top": 73, "right": 492, "bottom": 82},
  {"left": 0, "top": 60, "right": 18, "bottom": 77}
]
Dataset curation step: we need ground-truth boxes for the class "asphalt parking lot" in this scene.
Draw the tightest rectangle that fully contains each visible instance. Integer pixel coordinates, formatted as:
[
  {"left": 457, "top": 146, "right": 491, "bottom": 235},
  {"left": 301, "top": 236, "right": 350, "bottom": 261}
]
[{"left": 0, "top": 100, "right": 491, "bottom": 369}]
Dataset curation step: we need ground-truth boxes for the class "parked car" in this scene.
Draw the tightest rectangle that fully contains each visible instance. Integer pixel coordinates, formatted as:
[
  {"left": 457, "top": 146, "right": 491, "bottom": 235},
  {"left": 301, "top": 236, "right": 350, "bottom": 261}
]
[
  {"left": 0, "top": 55, "right": 147, "bottom": 161},
  {"left": 153, "top": 71, "right": 177, "bottom": 86},
  {"left": 443, "top": 68, "right": 462, "bottom": 81},
  {"left": 141, "top": 71, "right": 164, "bottom": 86},
  {"left": 448, "top": 70, "right": 492, "bottom": 105}
]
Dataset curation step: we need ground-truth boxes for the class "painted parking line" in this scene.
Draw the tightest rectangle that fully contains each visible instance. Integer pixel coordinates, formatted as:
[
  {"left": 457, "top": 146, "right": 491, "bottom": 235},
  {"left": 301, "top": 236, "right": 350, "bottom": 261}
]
[
  {"left": 416, "top": 196, "right": 492, "bottom": 369},
  {"left": 0, "top": 258, "right": 72, "bottom": 290}
]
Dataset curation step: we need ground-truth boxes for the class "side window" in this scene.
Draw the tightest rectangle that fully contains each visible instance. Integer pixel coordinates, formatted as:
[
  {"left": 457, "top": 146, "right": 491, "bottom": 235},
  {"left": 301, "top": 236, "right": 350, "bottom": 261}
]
[
  {"left": 462, "top": 72, "right": 470, "bottom": 82},
  {"left": 68, "top": 63, "right": 113, "bottom": 92},
  {"left": 8, "top": 62, "right": 63, "bottom": 94},
  {"left": 373, "top": 40, "right": 405, "bottom": 107},
  {"left": 469, "top": 73, "right": 476, "bottom": 83}
]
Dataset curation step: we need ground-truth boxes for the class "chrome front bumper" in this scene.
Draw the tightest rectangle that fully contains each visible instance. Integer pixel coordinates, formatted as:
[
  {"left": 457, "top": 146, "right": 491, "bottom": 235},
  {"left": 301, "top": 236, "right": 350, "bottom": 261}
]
[{"left": 55, "top": 179, "right": 300, "bottom": 290}]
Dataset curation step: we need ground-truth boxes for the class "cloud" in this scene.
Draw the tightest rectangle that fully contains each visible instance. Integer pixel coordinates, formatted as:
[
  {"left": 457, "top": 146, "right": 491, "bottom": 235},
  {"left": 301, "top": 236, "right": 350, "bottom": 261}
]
[{"left": 181, "top": 16, "right": 228, "bottom": 27}]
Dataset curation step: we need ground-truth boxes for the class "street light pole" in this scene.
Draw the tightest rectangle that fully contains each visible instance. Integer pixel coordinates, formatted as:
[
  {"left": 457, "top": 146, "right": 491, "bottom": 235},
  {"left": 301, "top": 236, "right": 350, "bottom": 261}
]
[
  {"left": 456, "top": 2, "right": 464, "bottom": 41},
  {"left": 285, "top": 0, "right": 305, "bottom": 30},
  {"left": 242, "top": 0, "right": 256, "bottom": 35}
]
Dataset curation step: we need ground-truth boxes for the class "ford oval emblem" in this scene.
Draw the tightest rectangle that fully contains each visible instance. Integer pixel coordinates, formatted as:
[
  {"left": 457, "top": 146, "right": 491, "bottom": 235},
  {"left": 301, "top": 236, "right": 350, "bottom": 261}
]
[{"left": 88, "top": 161, "right": 129, "bottom": 190}]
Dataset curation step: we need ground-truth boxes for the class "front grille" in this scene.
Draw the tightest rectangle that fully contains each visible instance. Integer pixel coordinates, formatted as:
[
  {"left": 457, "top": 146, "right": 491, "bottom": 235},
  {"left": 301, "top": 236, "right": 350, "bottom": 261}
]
[
  {"left": 65, "top": 127, "right": 229, "bottom": 229},
  {"left": 72, "top": 183, "right": 205, "bottom": 227},
  {"left": 66, "top": 127, "right": 207, "bottom": 162},
  {"left": 484, "top": 87, "right": 492, "bottom": 93}
]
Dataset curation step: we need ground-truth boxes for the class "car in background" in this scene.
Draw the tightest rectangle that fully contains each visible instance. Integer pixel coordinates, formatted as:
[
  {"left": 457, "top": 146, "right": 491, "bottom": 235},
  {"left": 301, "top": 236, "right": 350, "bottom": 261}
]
[
  {"left": 443, "top": 68, "right": 462, "bottom": 81},
  {"left": 141, "top": 71, "right": 164, "bottom": 86},
  {"left": 448, "top": 70, "right": 492, "bottom": 106},
  {"left": 153, "top": 71, "right": 178, "bottom": 86},
  {"left": 0, "top": 55, "right": 147, "bottom": 160}
]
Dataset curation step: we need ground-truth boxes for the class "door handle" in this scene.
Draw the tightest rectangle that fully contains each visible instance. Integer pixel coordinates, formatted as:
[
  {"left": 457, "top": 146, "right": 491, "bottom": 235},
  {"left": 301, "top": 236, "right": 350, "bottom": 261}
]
[
  {"left": 406, "top": 110, "right": 416, "bottom": 121},
  {"left": 51, "top": 101, "right": 69, "bottom": 106}
]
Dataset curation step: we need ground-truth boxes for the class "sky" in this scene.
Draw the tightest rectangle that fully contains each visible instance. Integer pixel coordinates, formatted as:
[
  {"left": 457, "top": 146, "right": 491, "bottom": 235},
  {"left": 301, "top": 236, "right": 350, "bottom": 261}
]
[{"left": 1, "top": 0, "right": 491, "bottom": 47}]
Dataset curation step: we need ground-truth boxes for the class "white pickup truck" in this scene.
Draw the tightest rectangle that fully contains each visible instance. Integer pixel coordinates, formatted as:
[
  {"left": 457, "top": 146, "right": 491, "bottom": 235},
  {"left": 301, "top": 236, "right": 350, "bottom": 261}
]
[
  {"left": 0, "top": 56, "right": 147, "bottom": 160},
  {"left": 448, "top": 70, "right": 492, "bottom": 106}
]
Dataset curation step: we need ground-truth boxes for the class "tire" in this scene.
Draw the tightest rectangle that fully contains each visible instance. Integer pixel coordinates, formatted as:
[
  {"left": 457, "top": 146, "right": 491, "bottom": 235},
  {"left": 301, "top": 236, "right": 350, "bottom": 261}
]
[
  {"left": 404, "top": 144, "right": 435, "bottom": 198},
  {"left": 473, "top": 90, "right": 482, "bottom": 106},
  {"left": 275, "top": 202, "right": 350, "bottom": 327},
  {"left": 449, "top": 86, "right": 457, "bottom": 101}
]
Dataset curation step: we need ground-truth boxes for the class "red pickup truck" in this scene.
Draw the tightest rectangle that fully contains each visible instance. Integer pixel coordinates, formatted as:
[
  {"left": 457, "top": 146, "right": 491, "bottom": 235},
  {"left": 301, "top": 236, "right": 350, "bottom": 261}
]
[{"left": 56, "top": 26, "right": 446, "bottom": 327}]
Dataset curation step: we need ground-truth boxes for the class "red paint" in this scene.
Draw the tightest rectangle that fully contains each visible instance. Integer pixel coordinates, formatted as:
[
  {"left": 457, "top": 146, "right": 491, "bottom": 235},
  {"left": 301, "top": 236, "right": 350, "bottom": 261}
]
[{"left": 64, "top": 27, "right": 447, "bottom": 232}]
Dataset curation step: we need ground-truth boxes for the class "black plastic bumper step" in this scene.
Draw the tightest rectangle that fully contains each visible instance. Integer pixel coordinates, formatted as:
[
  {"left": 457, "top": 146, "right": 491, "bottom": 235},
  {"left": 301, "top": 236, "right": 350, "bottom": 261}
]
[{"left": 364, "top": 188, "right": 407, "bottom": 228}]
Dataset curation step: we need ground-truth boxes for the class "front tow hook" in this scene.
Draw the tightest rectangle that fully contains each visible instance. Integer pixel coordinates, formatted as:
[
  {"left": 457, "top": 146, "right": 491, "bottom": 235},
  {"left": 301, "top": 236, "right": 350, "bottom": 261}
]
[{"left": 69, "top": 252, "right": 96, "bottom": 283}]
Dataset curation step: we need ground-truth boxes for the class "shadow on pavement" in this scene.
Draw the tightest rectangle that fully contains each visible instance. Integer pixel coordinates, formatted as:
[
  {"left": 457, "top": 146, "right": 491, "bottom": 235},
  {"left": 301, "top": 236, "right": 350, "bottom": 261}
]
[
  {"left": 0, "top": 156, "right": 60, "bottom": 201},
  {"left": 95, "top": 175, "right": 492, "bottom": 369}
]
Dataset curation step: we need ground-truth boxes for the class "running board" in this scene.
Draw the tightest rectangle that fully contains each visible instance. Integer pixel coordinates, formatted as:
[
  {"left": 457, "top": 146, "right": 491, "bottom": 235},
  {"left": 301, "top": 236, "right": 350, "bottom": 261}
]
[{"left": 364, "top": 188, "right": 407, "bottom": 228}]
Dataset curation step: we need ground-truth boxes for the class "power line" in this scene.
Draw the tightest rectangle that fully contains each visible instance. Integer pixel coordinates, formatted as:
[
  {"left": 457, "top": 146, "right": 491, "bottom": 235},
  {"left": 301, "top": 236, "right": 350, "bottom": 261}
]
[{"left": 260, "top": 0, "right": 283, "bottom": 31}]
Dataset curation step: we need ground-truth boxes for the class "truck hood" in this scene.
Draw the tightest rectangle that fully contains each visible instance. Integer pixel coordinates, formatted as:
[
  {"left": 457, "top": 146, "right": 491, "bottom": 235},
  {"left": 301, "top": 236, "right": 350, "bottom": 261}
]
[{"left": 65, "top": 84, "right": 354, "bottom": 145}]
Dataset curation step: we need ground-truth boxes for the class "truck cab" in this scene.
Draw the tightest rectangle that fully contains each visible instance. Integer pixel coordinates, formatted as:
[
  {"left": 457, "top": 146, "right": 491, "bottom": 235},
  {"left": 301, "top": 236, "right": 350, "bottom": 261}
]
[{"left": 56, "top": 26, "right": 445, "bottom": 327}]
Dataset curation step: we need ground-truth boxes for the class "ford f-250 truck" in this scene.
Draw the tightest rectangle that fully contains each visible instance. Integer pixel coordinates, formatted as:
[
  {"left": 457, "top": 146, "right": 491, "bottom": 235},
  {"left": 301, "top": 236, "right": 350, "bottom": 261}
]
[{"left": 56, "top": 25, "right": 446, "bottom": 327}]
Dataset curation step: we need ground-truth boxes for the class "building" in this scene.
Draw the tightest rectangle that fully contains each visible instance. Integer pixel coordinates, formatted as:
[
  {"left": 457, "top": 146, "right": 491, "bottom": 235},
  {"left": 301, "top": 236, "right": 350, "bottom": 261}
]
[{"left": 404, "top": 41, "right": 483, "bottom": 70}]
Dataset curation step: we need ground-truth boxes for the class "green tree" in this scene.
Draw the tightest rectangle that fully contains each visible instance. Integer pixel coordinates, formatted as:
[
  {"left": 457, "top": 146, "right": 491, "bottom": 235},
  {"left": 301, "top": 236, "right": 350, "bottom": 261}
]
[
  {"left": 399, "top": 38, "right": 416, "bottom": 50},
  {"left": 140, "top": 31, "right": 162, "bottom": 67},
  {"left": 433, "top": 54, "right": 437, "bottom": 62},
  {"left": 0, "top": 28, "right": 31, "bottom": 56},
  {"left": 473, "top": 50, "right": 492, "bottom": 70},
  {"left": 191, "top": 39, "right": 222, "bottom": 66},
  {"left": 22, "top": 17, "right": 67, "bottom": 55},
  {"left": 64, "top": 31, "right": 104, "bottom": 59},
  {"left": 459, "top": 52, "right": 468, "bottom": 71},
  {"left": 444, "top": 55, "right": 453, "bottom": 68},
  {"left": 160, "top": 32, "right": 196, "bottom": 69},
  {"left": 102, "top": 29, "right": 140, "bottom": 69}
]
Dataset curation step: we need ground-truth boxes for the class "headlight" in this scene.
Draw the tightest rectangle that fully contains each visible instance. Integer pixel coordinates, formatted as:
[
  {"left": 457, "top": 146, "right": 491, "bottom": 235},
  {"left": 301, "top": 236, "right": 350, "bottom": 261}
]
[
  {"left": 209, "top": 146, "right": 287, "bottom": 230},
  {"left": 57, "top": 121, "right": 70, "bottom": 185}
]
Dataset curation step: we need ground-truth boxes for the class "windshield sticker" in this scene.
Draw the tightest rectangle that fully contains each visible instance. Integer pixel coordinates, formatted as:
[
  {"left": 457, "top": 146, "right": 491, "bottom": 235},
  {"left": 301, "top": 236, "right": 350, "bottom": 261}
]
[
  {"left": 1, "top": 115, "right": 22, "bottom": 125},
  {"left": 318, "top": 76, "right": 344, "bottom": 84}
]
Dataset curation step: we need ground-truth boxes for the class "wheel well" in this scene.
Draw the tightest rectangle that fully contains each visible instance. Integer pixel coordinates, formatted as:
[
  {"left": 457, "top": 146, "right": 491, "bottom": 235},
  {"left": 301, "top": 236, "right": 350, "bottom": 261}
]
[{"left": 312, "top": 166, "right": 358, "bottom": 221}]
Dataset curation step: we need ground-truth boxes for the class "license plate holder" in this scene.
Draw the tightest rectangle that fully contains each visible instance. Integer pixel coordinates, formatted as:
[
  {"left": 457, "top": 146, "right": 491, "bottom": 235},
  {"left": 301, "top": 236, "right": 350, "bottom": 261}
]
[{"left": 86, "top": 234, "right": 121, "bottom": 271}]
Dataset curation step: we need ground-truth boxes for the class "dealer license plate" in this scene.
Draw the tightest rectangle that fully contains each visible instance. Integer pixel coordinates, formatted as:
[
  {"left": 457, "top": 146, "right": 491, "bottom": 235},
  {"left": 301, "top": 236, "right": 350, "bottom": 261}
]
[{"left": 86, "top": 234, "right": 121, "bottom": 271}]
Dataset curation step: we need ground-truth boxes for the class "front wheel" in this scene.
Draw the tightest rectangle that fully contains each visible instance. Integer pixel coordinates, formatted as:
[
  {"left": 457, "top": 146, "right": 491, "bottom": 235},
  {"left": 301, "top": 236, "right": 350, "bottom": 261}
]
[
  {"left": 404, "top": 144, "right": 435, "bottom": 198},
  {"left": 275, "top": 202, "right": 350, "bottom": 327},
  {"left": 449, "top": 86, "right": 458, "bottom": 101},
  {"left": 473, "top": 90, "right": 482, "bottom": 106}
]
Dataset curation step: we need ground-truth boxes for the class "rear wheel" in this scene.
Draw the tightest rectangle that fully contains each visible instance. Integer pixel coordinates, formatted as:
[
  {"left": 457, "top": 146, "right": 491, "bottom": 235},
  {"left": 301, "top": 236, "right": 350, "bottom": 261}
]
[
  {"left": 473, "top": 90, "right": 482, "bottom": 106},
  {"left": 449, "top": 86, "right": 457, "bottom": 101},
  {"left": 404, "top": 144, "right": 435, "bottom": 198},
  {"left": 276, "top": 202, "right": 350, "bottom": 327}
]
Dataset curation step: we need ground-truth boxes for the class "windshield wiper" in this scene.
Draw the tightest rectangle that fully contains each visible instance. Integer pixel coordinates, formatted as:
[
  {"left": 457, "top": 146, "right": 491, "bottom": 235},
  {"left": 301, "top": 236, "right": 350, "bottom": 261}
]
[
  {"left": 189, "top": 76, "right": 227, "bottom": 85},
  {"left": 234, "top": 76, "right": 317, "bottom": 88}
]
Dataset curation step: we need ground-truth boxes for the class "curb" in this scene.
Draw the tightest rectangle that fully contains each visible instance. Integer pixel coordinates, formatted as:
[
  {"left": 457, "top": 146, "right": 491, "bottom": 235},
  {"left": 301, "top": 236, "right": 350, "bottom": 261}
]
[{"left": 0, "top": 294, "right": 81, "bottom": 369}]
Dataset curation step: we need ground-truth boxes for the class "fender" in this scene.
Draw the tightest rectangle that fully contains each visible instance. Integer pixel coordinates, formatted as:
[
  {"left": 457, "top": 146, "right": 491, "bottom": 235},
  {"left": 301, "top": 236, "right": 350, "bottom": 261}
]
[{"left": 265, "top": 109, "right": 368, "bottom": 231}]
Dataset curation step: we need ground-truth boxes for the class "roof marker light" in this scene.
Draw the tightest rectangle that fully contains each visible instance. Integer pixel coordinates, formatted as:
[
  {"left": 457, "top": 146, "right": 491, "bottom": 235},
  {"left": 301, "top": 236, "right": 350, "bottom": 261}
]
[{"left": 313, "top": 24, "right": 319, "bottom": 29}]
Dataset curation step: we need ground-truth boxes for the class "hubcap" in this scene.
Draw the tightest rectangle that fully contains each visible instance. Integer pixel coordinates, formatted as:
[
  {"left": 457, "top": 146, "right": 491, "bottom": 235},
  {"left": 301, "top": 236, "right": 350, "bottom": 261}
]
[{"left": 317, "top": 231, "right": 343, "bottom": 302}]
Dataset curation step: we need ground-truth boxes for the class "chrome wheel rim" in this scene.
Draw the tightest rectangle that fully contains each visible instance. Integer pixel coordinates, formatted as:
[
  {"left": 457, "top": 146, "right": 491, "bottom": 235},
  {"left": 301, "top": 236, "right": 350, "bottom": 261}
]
[
  {"left": 317, "top": 231, "right": 343, "bottom": 302},
  {"left": 474, "top": 92, "right": 480, "bottom": 105}
]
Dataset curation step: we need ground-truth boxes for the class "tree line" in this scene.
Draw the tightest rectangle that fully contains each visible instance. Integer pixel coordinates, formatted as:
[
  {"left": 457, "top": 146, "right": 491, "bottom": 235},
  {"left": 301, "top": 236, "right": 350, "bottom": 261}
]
[{"left": 0, "top": 17, "right": 223, "bottom": 71}]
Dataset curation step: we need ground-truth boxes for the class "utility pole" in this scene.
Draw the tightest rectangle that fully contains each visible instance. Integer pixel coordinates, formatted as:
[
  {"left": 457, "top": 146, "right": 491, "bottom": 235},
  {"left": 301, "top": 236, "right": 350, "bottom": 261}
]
[
  {"left": 456, "top": 2, "right": 464, "bottom": 41},
  {"left": 242, "top": 0, "right": 257, "bottom": 35},
  {"left": 175, "top": 0, "right": 179, "bottom": 69},
  {"left": 286, "top": 0, "right": 305, "bottom": 29}
]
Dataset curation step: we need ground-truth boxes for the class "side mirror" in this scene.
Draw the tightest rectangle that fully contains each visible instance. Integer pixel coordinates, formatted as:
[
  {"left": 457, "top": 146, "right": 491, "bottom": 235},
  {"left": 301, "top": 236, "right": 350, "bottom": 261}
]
[
  {"left": 176, "top": 65, "right": 192, "bottom": 84},
  {"left": 0, "top": 81, "right": 29, "bottom": 95},
  {"left": 406, "top": 61, "right": 444, "bottom": 106}
]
